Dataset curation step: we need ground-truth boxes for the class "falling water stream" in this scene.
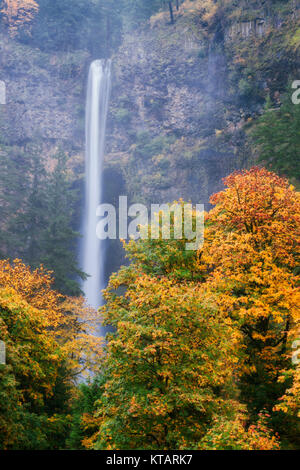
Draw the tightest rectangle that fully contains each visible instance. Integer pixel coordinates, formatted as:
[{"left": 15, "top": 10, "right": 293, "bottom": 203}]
[{"left": 82, "top": 59, "right": 111, "bottom": 311}]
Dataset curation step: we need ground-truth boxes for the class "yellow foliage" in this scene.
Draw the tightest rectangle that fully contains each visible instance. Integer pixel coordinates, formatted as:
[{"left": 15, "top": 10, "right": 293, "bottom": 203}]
[
  {"left": 202, "top": 167, "right": 300, "bottom": 394},
  {"left": 1, "top": 0, "right": 39, "bottom": 36},
  {"left": 0, "top": 259, "right": 103, "bottom": 379}
]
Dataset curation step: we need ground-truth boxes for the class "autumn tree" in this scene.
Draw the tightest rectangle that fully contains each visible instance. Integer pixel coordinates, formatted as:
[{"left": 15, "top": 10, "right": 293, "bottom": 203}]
[
  {"left": 1, "top": 0, "right": 39, "bottom": 36},
  {"left": 0, "top": 259, "right": 102, "bottom": 449},
  {"left": 0, "top": 259, "right": 102, "bottom": 376},
  {"left": 203, "top": 167, "right": 300, "bottom": 444},
  {"left": 78, "top": 211, "right": 278, "bottom": 450},
  {"left": 68, "top": 179, "right": 288, "bottom": 450},
  {"left": 91, "top": 268, "right": 242, "bottom": 450},
  {"left": 0, "top": 266, "right": 66, "bottom": 448},
  {"left": 274, "top": 325, "right": 300, "bottom": 442},
  {"left": 200, "top": 411, "right": 280, "bottom": 450}
]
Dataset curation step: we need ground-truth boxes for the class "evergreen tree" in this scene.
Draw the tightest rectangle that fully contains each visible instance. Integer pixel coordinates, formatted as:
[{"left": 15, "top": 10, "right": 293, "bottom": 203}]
[
  {"left": 0, "top": 144, "right": 85, "bottom": 296},
  {"left": 18, "top": 145, "right": 47, "bottom": 266},
  {"left": 0, "top": 143, "right": 46, "bottom": 261},
  {"left": 40, "top": 150, "right": 86, "bottom": 296},
  {"left": 252, "top": 95, "right": 300, "bottom": 182},
  {"left": 67, "top": 376, "right": 105, "bottom": 450}
]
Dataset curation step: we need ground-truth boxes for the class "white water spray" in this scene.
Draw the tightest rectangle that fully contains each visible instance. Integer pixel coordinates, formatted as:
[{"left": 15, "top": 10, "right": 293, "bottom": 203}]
[{"left": 82, "top": 59, "right": 111, "bottom": 309}]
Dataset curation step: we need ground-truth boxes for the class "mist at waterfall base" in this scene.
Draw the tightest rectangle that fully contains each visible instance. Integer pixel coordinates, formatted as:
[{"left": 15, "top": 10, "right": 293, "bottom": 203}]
[{"left": 82, "top": 59, "right": 111, "bottom": 333}]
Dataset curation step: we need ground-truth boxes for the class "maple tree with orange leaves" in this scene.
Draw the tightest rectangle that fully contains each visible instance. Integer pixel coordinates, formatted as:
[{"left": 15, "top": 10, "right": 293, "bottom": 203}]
[
  {"left": 1, "top": 0, "right": 39, "bottom": 36},
  {"left": 202, "top": 167, "right": 300, "bottom": 443},
  {"left": 0, "top": 259, "right": 102, "bottom": 449},
  {"left": 87, "top": 270, "right": 244, "bottom": 450},
  {"left": 0, "top": 259, "right": 103, "bottom": 377},
  {"left": 73, "top": 167, "right": 299, "bottom": 450}
]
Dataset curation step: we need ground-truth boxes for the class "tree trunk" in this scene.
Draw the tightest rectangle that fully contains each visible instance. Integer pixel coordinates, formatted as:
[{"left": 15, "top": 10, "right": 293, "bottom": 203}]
[
  {"left": 168, "top": 1, "right": 174, "bottom": 24},
  {"left": 106, "top": 13, "right": 111, "bottom": 57}
]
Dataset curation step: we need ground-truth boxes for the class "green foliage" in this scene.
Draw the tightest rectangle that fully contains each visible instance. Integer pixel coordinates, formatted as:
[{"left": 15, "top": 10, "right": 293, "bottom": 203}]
[
  {"left": 17, "top": 0, "right": 122, "bottom": 55},
  {"left": 124, "top": 207, "right": 203, "bottom": 281},
  {"left": 200, "top": 412, "right": 280, "bottom": 450},
  {"left": 70, "top": 168, "right": 300, "bottom": 450},
  {"left": 38, "top": 150, "right": 86, "bottom": 296},
  {"left": 1, "top": 0, "right": 300, "bottom": 452},
  {"left": 289, "top": 27, "right": 300, "bottom": 48},
  {"left": 113, "top": 107, "right": 132, "bottom": 124},
  {"left": 238, "top": 78, "right": 253, "bottom": 98},
  {"left": 94, "top": 267, "right": 241, "bottom": 450},
  {"left": 15, "top": 0, "right": 165, "bottom": 54},
  {"left": 252, "top": 95, "right": 300, "bottom": 181},
  {"left": 0, "top": 360, "right": 71, "bottom": 450},
  {"left": 0, "top": 145, "right": 85, "bottom": 296},
  {"left": 121, "top": 0, "right": 164, "bottom": 29},
  {"left": 133, "top": 132, "right": 172, "bottom": 160},
  {"left": 0, "top": 287, "right": 71, "bottom": 449}
]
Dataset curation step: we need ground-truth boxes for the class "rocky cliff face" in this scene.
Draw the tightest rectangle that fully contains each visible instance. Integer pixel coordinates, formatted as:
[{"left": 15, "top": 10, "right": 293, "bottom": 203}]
[
  {"left": 0, "top": 1, "right": 299, "bottom": 210},
  {"left": 105, "top": 23, "right": 236, "bottom": 206},
  {"left": 105, "top": 0, "right": 300, "bottom": 206},
  {"left": 0, "top": 35, "right": 90, "bottom": 163}
]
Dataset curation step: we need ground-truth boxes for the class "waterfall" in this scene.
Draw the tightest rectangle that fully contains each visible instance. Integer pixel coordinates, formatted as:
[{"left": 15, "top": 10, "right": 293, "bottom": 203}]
[{"left": 82, "top": 59, "right": 111, "bottom": 310}]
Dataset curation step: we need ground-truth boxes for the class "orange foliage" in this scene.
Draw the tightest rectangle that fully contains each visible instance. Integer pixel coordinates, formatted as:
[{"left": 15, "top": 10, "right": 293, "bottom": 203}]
[
  {"left": 77, "top": 167, "right": 298, "bottom": 450},
  {"left": 202, "top": 167, "right": 300, "bottom": 403},
  {"left": 0, "top": 285, "right": 62, "bottom": 403},
  {"left": 0, "top": 259, "right": 103, "bottom": 448},
  {"left": 275, "top": 326, "right": 300, "bottom": 418},
  {"left": 200, "top": 411, "right": 280, "bottom": 450},
  {"left": 1, "top": 0, "right": 39, "bottom": 36},
  {"left": 0, "top": 259, "right": 103, "bottom": 378}
]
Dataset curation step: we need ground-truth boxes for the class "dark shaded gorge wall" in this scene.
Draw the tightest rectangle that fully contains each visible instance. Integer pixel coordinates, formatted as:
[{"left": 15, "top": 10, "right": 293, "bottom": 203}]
[
  {"left": 104, "top": 1, "right": 300, "bottom": 208},
  {"left": 1, "top": 2, "right": 299, "bottom": 208}
]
